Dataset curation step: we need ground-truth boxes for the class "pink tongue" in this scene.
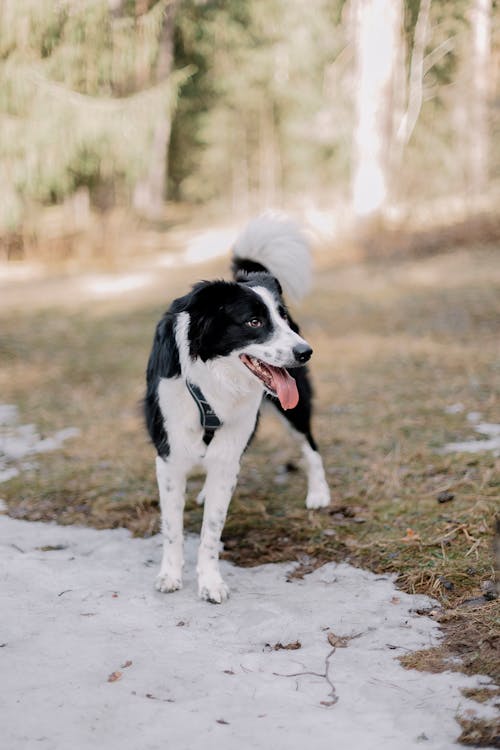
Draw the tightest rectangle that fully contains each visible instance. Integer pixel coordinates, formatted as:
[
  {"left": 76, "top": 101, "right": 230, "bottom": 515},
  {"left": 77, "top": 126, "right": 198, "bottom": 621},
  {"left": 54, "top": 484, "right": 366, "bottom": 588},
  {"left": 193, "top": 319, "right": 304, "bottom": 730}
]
[{"left": 268, "top": 366, "right": 299, "bottom": 410}]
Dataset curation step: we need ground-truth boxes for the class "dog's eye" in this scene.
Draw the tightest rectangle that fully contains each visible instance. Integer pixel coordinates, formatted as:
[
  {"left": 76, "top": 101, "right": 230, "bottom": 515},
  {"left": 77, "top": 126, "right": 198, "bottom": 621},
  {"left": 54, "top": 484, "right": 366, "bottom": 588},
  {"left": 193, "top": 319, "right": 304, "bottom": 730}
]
[{"left": 247, "top": 318, "right": 263, "bottom": 328}]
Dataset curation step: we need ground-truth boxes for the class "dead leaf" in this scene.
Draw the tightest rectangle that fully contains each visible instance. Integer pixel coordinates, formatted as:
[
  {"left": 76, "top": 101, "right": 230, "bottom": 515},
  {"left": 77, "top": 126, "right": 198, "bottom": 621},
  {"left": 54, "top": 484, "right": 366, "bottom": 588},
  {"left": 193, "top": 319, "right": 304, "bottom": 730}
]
[
  {"left": 268, "top": 641, "right": 301, "bottom": 651},
  {"left": 327, "top": 632, "right": 350, "bottom": 648},
  {"left": 402, "top": 528, "right": 421, "bottom": 542},
  {"left": 121, "top": 660, "right": 132, "bottom": 669},
  {"left": 391, "top": 596, "right": 401, "bottom": 604},
  {"left": 107, "top": 671, "right": 122, "bottom": 683}
]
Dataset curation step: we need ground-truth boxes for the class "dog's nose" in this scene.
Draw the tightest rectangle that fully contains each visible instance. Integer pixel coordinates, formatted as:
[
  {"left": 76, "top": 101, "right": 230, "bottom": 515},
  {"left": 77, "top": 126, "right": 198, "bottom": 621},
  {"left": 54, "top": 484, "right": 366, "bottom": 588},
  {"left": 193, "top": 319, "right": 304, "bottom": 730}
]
[{"left": 293, "top": 343, "right": 313, "bottom": 364}]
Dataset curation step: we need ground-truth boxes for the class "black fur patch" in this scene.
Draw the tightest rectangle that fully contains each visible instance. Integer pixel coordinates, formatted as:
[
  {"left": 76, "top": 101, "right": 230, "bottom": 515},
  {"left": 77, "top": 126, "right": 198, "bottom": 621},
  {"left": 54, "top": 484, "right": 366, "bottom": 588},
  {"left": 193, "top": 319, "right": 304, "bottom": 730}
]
[
  {"left": 185, "top": 281, "right": 275, "bottom": 361},
  {"left": 144, "top": 312, "right": 181, "bottom": 457},
  {"left": 236, "top": 271, "right": 283, "bottom": 301},
  {"left": 268, "top": 365, "right": 317, "bottom": 451},
  {"left": 232, "top": 257, "right": 268, "bottom": 277}
]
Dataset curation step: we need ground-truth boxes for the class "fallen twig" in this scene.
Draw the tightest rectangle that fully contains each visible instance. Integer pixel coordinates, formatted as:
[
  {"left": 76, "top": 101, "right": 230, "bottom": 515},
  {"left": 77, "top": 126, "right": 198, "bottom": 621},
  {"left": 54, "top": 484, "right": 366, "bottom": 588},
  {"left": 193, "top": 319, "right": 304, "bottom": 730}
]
[{"left": 272, "top": 631, "right": 363, "bottom": 707}]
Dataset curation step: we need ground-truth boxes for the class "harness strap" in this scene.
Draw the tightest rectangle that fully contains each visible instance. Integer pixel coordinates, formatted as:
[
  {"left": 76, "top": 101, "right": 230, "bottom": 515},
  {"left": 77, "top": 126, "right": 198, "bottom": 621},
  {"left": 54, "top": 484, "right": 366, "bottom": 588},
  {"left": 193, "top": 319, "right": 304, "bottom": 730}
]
[{"left": 186, "top": 381, "right": 223, "bottom": 446}]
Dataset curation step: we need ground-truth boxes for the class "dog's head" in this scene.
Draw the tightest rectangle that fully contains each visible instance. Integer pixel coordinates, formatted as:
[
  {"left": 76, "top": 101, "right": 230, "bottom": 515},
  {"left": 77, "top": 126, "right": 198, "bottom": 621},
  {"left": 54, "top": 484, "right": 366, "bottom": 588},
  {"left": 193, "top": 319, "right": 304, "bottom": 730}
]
[{"left": 182, "top": 272, "right": 312, "bottom": 410}]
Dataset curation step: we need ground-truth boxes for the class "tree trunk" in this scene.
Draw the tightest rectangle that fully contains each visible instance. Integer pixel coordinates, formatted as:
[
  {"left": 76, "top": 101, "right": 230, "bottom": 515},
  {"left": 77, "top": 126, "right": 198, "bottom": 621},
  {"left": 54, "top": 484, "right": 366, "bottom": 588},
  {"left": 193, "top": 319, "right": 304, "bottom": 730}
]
[
  {"left": 133, "top": 0, "right": 177, "bottom": 219},
  {"left": 259, "top": 99, "right": 280, "bottom": 209},
  {"left": 350, "top": 0, "right": 403, "bottom": 220},
  {"left": 396, "top": 0, "right": 431, "bottom": 149},
  {"left": 468, "top": 0, "right": 491, "bottom": 199}
]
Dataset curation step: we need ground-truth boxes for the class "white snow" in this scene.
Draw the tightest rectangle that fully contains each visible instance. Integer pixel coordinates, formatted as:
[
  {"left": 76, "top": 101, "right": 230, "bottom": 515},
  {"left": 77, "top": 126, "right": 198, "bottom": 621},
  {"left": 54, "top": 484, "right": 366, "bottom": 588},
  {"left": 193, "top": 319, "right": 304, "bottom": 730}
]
[
  {"left": 442, "top": 411, "right": 500, "bottom": 456},
  {"left": 444, "top": 403, "right": 464, "bottom": 415},
  {"left": 1, "top": 516, "right": 496, "bottom": 750},
  {"left": 0, "top": 405, "right": 80, "bottom": 483},
  {"left": 82, "top": 273, "right": 154, "bottom": 296}
]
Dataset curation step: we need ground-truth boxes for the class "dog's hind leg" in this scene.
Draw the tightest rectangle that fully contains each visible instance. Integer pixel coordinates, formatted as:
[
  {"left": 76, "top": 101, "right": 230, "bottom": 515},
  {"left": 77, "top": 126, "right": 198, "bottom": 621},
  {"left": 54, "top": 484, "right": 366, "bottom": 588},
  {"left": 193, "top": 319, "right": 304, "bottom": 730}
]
[
  {"left": 300, "top": 438, "right": 331, "bottom": 509},
  {"left": 271, "top": 368, "right": 330, "bottom": 510},
  {"left": 196, "top": 457, "right": 240, "bottom": 603},
  {"left": 155, "top": 455, "right": 187, "bottom": 593}
]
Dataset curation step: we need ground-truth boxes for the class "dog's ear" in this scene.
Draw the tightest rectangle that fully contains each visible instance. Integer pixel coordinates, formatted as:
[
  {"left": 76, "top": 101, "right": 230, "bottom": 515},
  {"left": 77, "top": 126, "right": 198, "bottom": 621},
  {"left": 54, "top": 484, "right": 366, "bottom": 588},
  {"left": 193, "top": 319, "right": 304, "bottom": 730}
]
[{"left": 187, "top": 281, "right": 238, "bottom": 361}]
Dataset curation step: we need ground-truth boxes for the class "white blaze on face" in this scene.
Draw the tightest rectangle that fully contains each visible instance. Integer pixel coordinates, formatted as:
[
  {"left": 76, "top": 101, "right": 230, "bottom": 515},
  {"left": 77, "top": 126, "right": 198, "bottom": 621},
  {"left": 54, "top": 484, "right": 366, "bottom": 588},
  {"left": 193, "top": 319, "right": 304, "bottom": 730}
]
[
  {"left": 237, "top": 285, "right": 312, "bottom": 410},
  {"left": 247, "top": 286, "right": 308, "bottom": 367}
]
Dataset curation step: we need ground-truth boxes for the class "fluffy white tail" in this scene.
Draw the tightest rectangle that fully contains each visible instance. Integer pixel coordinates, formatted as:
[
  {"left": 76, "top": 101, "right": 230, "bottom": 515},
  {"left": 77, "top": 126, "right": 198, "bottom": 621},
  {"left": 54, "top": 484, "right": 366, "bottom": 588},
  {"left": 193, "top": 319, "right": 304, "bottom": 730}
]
[{"left": 232, "top": 214, "right": 312, "bottom": 302}]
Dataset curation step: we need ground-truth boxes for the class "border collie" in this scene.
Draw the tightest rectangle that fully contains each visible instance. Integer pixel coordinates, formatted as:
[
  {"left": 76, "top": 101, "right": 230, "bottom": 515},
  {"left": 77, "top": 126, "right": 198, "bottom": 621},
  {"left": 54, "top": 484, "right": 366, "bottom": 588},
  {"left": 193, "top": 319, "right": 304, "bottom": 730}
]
[{"left": 145, "top": 215, "right": 330, "bottom": 603}]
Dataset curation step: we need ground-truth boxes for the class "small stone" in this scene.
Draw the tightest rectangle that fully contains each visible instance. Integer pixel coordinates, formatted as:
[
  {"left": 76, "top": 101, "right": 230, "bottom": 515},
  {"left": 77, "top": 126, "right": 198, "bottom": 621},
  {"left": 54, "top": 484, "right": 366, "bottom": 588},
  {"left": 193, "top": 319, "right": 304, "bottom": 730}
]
[
  {"left": 437, "top": 491, "right": 455, "bottom": 504},
  {"left": 438, "top": 576, "right": 454, "bottom": 591},
  {"left": 481, "top": 580, "right": 498, "bottom": 600}
]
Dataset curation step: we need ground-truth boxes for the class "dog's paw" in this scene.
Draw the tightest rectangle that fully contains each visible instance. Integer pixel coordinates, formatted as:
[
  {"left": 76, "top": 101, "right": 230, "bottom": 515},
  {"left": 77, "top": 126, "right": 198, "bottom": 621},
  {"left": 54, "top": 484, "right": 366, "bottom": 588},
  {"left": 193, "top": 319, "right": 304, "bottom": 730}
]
[
  {"left": 305, "top": 485, "right": 331, "bottom": 510},
  {"left": 155, "top": 572, "right": 182, "bottom": 593},
  {"left": 198, "top": 572, "right": 230, "bottom": 604}
]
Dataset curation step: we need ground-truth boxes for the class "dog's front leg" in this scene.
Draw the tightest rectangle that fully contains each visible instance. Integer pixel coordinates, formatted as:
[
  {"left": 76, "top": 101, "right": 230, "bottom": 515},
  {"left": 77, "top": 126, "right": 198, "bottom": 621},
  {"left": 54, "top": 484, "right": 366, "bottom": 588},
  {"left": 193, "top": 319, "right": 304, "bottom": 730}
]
[
  {"left": 155, "top": 455, "right": 187, "bottom": 593},
  {"left": 197, "top": 459, "right": 239, "bottom": 603}
]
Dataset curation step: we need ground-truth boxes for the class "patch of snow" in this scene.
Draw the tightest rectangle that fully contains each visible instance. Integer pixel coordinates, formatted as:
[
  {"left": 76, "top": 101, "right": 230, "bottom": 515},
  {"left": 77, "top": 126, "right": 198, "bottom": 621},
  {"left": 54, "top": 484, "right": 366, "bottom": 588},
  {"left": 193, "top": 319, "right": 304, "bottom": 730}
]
[
  {"left": 0, "top": 516, "right": 496, "bottom": 750},
  {"left": 444, "top": 403, "right": 464, "bottom": 415},
  {"left": 474, "top": 423, "right": 500, "bottom": 437},
  {"left": 442, "top": 421, "right": 500, "bottom": 456},
  {"left": 0, "top": 404, "right": 19, "bottom": 426},
  {"left": 82, "top": 273, "right": 154, "bottom": 297},
  {"left": 0, "top": 262, "right": 44, "bottom": 283},
  {"left": 467, "top": 411, "right": 482, "bottom": 424},
  {"left": 155, "top": 251, "right": 184, "bottom": 268},
  {"left": 0, "top": 405, "right": 80, "bottom": 483},
  {"left": 0, "top": 467, "right": 19, "bottom": 483}
]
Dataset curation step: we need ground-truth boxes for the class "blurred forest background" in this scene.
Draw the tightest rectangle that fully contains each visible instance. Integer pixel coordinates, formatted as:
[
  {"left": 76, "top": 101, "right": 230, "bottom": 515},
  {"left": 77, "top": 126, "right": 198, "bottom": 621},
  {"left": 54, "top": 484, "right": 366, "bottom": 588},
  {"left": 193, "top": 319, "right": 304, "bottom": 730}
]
[{"left": 0, "top": 0, "right": 498, "bottom": 263}]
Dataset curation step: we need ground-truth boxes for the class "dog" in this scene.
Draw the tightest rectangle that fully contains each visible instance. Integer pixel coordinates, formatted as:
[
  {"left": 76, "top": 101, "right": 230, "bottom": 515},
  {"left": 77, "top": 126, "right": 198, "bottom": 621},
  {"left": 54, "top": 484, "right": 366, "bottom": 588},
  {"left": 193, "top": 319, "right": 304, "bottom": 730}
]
[{"left": 145, "top": 214, "right": 330, "bottom": 603}]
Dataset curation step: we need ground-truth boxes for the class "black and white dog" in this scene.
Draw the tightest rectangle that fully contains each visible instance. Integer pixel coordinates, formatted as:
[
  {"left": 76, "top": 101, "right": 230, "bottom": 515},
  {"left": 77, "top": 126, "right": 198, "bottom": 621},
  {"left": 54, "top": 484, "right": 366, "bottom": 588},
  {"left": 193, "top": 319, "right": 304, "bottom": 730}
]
[{"left": 145, "top": 215, "right": 330, "bottom": 603}]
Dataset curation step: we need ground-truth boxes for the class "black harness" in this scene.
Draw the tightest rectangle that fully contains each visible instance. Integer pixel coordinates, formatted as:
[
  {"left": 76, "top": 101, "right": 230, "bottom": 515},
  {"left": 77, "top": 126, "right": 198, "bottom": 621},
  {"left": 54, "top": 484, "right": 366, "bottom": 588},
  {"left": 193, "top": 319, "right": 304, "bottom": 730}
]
[{"left": 186, "top": 381, "right": 223, "bottom": 446}]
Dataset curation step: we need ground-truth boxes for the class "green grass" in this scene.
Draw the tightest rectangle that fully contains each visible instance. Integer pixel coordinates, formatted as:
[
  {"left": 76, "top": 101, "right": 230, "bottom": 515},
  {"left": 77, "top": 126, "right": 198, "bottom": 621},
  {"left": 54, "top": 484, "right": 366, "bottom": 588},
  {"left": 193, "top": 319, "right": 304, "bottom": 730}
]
[{"left": 1, "top": 243, "right": 499, "bottom": 721}]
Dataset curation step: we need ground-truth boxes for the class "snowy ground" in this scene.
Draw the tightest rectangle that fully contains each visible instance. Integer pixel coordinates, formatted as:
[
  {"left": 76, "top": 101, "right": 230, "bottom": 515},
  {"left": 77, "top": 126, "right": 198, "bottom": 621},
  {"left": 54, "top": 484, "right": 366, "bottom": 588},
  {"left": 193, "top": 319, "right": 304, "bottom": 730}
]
[{"left": 1, "top": 515, "right": 497, "bottom": 750}]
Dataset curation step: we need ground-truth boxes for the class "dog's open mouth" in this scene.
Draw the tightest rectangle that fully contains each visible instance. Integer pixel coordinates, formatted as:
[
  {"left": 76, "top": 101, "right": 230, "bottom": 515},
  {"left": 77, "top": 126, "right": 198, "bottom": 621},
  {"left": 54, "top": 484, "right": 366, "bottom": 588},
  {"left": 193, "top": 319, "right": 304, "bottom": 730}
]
[{"left": 240, "top": 354, "right": 299, "bottom": 410}]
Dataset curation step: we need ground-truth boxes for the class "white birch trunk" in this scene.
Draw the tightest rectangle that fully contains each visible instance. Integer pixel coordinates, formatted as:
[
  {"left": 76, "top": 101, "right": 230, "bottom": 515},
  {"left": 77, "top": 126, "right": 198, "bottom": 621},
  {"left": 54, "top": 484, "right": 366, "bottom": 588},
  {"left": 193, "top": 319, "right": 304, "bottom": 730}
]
[
  {"left": 469, "top": 0, "right": 492, "bottom": 198},
  {"left": 351, "top": 0, "right": 403, "bottom": 219}
]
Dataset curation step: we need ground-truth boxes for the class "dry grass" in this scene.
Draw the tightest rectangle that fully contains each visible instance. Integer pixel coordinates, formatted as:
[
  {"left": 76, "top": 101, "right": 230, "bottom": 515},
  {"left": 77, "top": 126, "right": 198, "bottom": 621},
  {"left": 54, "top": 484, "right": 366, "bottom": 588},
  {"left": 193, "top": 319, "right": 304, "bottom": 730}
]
[
  {"left": 457, "top": 717, "right": 500, "bottom": 747},
  {"left": 400, "top": 601, "right": 500, "bottom": 682},
  {"left": 1, "top": 240, "right": 499, "bottom": 744}
]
